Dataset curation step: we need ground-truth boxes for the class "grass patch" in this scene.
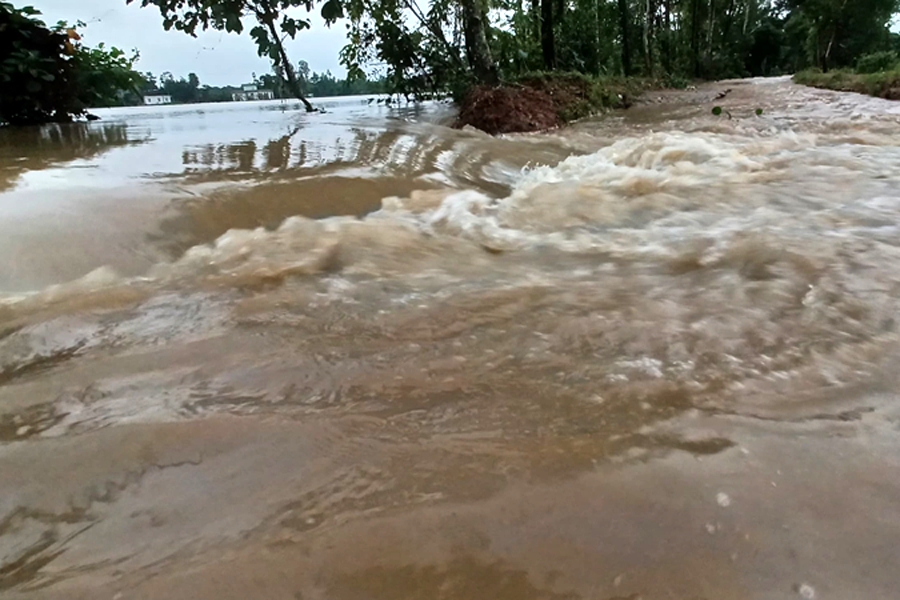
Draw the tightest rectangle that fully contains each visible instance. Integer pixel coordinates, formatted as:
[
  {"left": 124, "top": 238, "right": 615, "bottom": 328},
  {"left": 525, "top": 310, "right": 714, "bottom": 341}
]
[
  {"left": 516, "top": 71, "right": 663, "bottom": 118},
  {"left": 794, "top": 67, "right": 900, "bottom": 100}
]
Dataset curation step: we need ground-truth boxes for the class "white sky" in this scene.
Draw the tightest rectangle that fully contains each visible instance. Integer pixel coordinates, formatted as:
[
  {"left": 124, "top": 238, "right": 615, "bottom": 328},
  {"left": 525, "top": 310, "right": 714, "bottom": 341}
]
[{"left": 26, "top": 0, "right": 349, "bottom": 86}]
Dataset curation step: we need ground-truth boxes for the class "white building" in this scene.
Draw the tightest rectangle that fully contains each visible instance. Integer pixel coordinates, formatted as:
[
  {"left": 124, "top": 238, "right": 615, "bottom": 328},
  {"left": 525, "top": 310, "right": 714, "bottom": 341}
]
[
  {"left": 143, "top": 94, "right": 172, "bottom": 105},
  {"left": 232, "top": 84, "right": 275, "bottom": 102}
]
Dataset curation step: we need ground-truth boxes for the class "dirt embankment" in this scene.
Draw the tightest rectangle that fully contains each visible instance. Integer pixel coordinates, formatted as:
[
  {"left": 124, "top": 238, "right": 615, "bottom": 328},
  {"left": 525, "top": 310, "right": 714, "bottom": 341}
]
[{"left": 455, "top": 74, "right": 652, "bottom": 135}]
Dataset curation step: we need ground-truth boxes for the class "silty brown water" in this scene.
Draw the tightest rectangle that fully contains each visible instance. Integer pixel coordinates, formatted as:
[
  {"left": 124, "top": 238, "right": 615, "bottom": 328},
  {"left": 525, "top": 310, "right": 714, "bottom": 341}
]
[{"left": 2, "top": 78, "right": 900, "bottom": 599}]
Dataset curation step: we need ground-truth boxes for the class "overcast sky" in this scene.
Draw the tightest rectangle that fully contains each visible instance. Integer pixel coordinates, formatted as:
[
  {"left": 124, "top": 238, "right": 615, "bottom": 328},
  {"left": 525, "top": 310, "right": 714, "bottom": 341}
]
[{"left": 27, "top": 0, "right": 349, "bottom": 86}]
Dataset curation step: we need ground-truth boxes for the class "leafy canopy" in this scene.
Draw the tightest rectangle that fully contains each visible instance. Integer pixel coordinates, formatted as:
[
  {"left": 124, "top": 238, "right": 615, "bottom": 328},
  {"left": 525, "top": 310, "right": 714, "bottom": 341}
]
[{"left": 1, "top": 2, "right": 143, "bottom": 125}]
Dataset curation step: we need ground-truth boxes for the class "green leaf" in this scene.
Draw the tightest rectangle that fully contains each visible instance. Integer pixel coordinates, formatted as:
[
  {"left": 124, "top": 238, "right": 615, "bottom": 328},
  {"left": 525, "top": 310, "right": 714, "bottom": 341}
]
[
  {"left": 755, "top": 108, "right": 764, "bottom": 116},
  {"left": 281, "top": 18, "right": 297, "bottom": 39},
  {"left": 250, "top": 26, "right": 269, "bottom": 55},
  {"left": 321, "top": 0, "right": 344, "bottom": 24},
  {"left": 224, "top": 13, "right": 242, "bottom": 33}
]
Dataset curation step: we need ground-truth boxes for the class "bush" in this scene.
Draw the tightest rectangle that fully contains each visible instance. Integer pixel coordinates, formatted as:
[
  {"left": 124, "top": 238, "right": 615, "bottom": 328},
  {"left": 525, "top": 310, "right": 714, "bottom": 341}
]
[
  {"left": 0, "top": 2, "right": 143, "bottom": 125},
  {"left": 662, "top": 73, "right": 690, "bottom": 90},
  {"left": 0, "top": 3, "right": 79, "bottom": 124},
  {"left": 794, "top": 67, "right": 900, "bottom": 100},
  {"left": 856, "top": 51, "right": 899, "bottom": 74}
]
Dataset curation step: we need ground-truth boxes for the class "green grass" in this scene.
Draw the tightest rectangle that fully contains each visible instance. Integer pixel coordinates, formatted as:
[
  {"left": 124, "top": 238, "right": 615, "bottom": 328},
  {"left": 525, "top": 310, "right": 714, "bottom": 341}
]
[
  {"left": 510, "top": 71, "right": 663, "bottom": 123},
  {"left": 794, "top": 66, "right": 900, "bottom": 99}
]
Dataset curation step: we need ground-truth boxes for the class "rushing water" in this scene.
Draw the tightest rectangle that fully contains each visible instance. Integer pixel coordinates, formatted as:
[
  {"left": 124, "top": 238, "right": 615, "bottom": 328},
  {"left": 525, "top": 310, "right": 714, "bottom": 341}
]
[{"left": 2, "top": 79, "right": 900, "bottom": 599}]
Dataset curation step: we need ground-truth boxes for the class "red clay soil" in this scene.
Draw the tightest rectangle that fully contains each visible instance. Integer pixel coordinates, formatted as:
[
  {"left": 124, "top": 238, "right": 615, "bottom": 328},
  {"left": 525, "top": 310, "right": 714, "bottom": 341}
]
[{"left": 455, "top": 85, "right": 561, "bottom": 134}]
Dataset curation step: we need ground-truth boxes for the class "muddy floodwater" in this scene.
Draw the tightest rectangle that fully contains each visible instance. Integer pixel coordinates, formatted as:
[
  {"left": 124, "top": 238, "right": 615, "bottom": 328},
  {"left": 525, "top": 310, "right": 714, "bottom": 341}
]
[{"left": 2, "top": 79, "right": 900, "bottom": 599}]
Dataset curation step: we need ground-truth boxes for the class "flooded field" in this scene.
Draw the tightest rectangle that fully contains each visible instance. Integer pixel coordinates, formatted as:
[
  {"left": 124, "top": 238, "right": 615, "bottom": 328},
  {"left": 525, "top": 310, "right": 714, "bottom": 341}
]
[{"left": 2, "top": 80, "right": 900, "bottom": 599}]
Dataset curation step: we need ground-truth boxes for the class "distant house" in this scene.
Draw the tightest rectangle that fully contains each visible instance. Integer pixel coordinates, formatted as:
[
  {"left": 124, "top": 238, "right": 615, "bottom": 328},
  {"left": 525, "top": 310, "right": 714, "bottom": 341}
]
[
  {"left": 232, "top": 84, "right": 275, "bottom": 102},
  {"left": 143, "top": 94, "right": 172, "bottom": 105}
]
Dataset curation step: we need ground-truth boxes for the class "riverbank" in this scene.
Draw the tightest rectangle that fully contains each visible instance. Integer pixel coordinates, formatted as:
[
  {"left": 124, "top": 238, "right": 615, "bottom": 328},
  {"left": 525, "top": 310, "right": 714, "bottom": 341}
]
[
  {"left": 793, "top": 68, "right": 900, "bottom": 100},
  {"left": 455, "top": 73, "right": 664, "bottom": 134}
]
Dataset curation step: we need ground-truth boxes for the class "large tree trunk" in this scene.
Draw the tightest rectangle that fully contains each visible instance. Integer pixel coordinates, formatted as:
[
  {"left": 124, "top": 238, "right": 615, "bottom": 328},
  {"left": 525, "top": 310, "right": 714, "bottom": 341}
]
[
  {"left": 617, "top": 0, "right": 631, "bottom": 76},
  {"left": 823, "top": 28, "right": 836, "bottom": 73},
  {"left": 822, "top": 0, "right": 848, "bottom": 73},
  {"left": 721, "top": 0, "right": 736, "bottom": 42},
  {"left": 541, "top": 0, "right": 556, "bottom": 69},
  {"left": 594, "top": 0, "right": 603, "bottom": 74},
  {"left": 259, "top": 13, "right": 314, "bottom": 112},
  {"left": 643, "top": 0, "right": 653, "bottom": 74},
  {"left": 663, "top": 0, "right": 672, "bottom": 72},
  {"left": 460, "top": 0, "right": 499, "bottom": 84},
  {"left": 742, "top": 0, "right": 752, "bottom": 36},
  {"left": 691, "top": 0, "right": 701, "bottom": 77}
]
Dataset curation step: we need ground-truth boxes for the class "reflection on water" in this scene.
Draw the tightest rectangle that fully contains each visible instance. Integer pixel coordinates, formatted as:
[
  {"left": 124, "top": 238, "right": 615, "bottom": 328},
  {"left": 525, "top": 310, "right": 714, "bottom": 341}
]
[
  {"left": 4, "top": 81, "right": 900, "bottom": 600},
  {"left": 179, "top": 126, "right": 423, "bottom": 178},
  {"left": 0, "top": 122, "right": 144, "bottom": 193}
]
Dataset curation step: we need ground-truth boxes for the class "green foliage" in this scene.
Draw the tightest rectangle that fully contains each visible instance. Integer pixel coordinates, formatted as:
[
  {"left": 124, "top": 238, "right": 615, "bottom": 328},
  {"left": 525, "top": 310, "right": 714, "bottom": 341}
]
[
  {"left": 794, "top": 36, "right": 900, "bottom": 98},
  {"left": 338, "top": 0, "right": 900, "bottom": 100},
  {"left": 788, "top": 0, "right": 899, "bottom": 71},
  {"left": 711, "top": 106, "right": 739, "bottom": 119},
  {"left": 130, "top": 0, "right": 334, "bottom": 110},
  {"left": 0, "top": 2, "right": 76, "bottom": 124},
  {"left": 155, "top": 71, "right": 202, "bottom": 103},
  {"left": 340, "top": 0, "right": 467, "bottom": 100},
  {"left": 856, "top": 51, "right": 899, "bottom": 74},
  {"left": 513, "top": 71, "right": 648, "bottom": 122},
  {"left": 72, "top": 42, "right": 144, "bottom": 107},
  {"left": 0, "top": 2, "right": 143, "bottom": 125},
  {"left": 121, "top": 0, "right": 900, "bottom": 112},
  {"left": 661, "top": 72, "right": 690, "bottom": 89},
  {"left": 142, "top": 67, "right": 386, "bottom": 103},
  {"left": 794, "top": 66, "right": 900, "bottom": 98},
  {"left": 305, "top": 70, "right": 386, "bottom": 96}
]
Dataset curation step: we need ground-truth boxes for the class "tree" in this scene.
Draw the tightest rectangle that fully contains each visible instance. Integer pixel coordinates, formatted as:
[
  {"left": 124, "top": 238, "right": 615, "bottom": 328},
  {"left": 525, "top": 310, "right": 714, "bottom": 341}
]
[
  {"left": 128, "top": 0, "right": 344, "bottom": 112},
  {"left": 340, "top": 0, "right": 472, "bottom": 99},
  {"left": 72, "top": 42, "right": 145, "bottom": 106},
  {"left": 297, "top": 59, "right": 311, "bottom": 94},
  {"left": 617, "top": 0, "right": 633, "bottom": 75},
  {"left": 541, "top": 0, "right": 556, "bottom": 68},
  {"left": 1, "top": 3, "right": 77, "bottom": 124},
  {"left": 142, "top": 71, "right": 157, "bottom": 91},
  {"left": 1, "top": 2, "right": 143, "bottom": 124},
  {"left": 337, "top": 0, "right": 899, "bottom": 99},
  {"left": 787, "top": 0, "right": 899, "bottom": 72},
  {"left": 158, "top": 72, "right": 202, "bottom": 103},
  {"left": 258, "top": 72, "right": 283, "bottom": 96},
  {"left": 461, "top": 0, "right": 499, "bottom": 83}
]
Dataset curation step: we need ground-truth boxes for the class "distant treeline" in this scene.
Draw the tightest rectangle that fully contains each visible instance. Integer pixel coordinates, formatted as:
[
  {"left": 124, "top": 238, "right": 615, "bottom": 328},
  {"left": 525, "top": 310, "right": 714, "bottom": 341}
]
[{"left": 135, "top": 62, "right": 385, "bottom": 105}]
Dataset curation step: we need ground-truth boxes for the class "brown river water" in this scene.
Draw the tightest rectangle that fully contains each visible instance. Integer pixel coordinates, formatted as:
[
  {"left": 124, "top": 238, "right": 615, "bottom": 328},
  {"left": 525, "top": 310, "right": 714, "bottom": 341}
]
[{"left": 2, "top": 77, "right": 900, "bottom": 599}]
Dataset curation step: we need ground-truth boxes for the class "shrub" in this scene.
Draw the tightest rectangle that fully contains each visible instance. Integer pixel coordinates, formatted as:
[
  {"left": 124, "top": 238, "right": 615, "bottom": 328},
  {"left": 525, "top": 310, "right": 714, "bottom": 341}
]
[{"left": 856, "top": 51, "right": 899, "bottom": 74}]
